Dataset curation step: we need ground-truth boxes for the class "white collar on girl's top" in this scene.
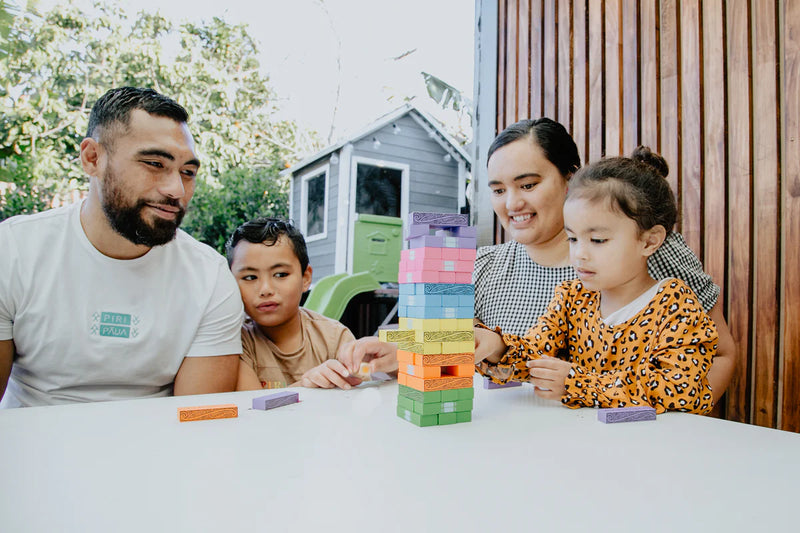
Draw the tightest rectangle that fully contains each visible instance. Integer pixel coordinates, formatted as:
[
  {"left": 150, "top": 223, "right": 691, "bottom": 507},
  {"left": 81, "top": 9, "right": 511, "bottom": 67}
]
[{"left": 601, "top": 279, "right": 668, "bottom": 327}]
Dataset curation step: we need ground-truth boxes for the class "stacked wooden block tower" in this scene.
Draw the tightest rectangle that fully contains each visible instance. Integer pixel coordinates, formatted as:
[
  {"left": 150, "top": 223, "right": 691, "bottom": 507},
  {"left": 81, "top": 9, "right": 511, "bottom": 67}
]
[{"left": 380, "top": 212, "right": 476, "bottom": 427}]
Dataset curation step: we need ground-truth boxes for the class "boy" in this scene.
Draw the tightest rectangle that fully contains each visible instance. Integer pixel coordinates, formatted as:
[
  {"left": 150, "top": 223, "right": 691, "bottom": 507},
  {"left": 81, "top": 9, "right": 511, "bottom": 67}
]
[{"left": 227, "top": 218, "right": 361, "bottom": 390}]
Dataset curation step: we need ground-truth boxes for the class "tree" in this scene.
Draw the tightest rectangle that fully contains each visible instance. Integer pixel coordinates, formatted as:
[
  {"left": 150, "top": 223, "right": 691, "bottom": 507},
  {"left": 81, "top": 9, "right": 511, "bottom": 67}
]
[{"left": 0, "top": 1, "right": 316, "bottom": 250}]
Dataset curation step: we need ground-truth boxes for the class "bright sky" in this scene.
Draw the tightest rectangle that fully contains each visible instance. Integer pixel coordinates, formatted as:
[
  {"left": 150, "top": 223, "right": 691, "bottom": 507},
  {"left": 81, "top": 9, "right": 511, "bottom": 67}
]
[{"left": 32, "top": 0, "right": 476, "bottom": 146}]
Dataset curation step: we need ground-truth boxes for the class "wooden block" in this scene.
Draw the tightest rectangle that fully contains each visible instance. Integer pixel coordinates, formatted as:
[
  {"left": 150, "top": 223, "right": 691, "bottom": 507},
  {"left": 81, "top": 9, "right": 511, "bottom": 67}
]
[
  {"left": 419, "top": 283, "right": 474, "bottom": 295},
  {"left": 414, "top": 353, "right": 474, "bottom": 366},
  {"left": 401, "top": 247, "right": 442, "bottom": 261},
  {"left": 403, "top": 362, "right": 441, "bottom": 378},
  {"left": 252, "top": 391, "right": 299, "bottom": 411},
  {"left": 399, "top": 317, "right": 440, "bottom": 331},
  {"left": 444, "top": 364, "right": 475, "bottom": 378},
  {"left": 441, "top": 387, "right": 474, "bottom": 401},
  {"left": 397, "top": 406, "right": 439, "bottom": 427},
  {"left": 440, "top": 248, "right": 461, "bottom": 261},
  {"left": 459, "top": 248, "right": 477, "bottom": 260},
  {"left": 455, "top": 411, "right": 472, "bottom": 423},
  {"left": 483, "top": 377, "right": 523, "bottom": 389},
  {"left": 453, "top": 226, "right": 477, "bottom": 238},
  {"left": 399, "top": 294, "right": 443, "bottom": 308},
  {"left": 404, "top": 223, "right": 434, "bottom": 240},
  {"left": 598, "top": 406, "right": 657, "bottom": 423},
  {"left": 410, "top": 212, "right": 469, "bottom": 226},
  {"left": 399, "top": 270, "right": 440, "bottom": 284},
  {"left": 441, "top": 341, "right": 475, "bottom": 354},
  {"left": 399, "top": 373, "right": 473, "bottom": 392},
  {"left": 453, "top": 272, "right": 472, "bottom": 284},
  {"left": 178, "top": 404, "right": 238, "bottom": 422},
  {"left": 397, "top": 349, "right": 416, "bottom": 364},
  {"left": 424, "top": 330, "right": 474, "bottom": 342},
  {"left": 407, "top": 235, "right": 477, "bottom": 249},
  {"left": 396, "top": 340, "right": 442, "bottom": 354},
  {"left": 398, "top": 385, "right": 441, "bottom": 403},
  {"left": 404, "top": 398, "right": 474, "bottom": 416},
  {"left": 378, "top": 328, "right": 416, "bottom": 343}
]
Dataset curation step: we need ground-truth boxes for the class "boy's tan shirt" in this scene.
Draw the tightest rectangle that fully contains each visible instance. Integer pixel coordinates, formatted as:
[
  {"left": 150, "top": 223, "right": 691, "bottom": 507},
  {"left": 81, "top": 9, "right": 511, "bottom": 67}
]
[{"left": 240, "top": 308, "right": 356, "bottom": 389}]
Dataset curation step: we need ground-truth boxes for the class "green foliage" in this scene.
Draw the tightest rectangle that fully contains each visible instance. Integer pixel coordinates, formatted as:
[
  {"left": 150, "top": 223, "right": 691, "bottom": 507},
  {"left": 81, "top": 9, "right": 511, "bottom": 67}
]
[
  {"left": 0, "top": 0, "right": 318, "bottom": 247},
  {"left": 182, "top": 167, "right": 288, "bottom": 254}
]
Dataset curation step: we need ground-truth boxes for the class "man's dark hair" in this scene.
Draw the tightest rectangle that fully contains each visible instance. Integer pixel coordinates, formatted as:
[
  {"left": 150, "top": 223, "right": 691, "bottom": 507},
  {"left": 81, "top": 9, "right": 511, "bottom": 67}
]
[
  {"left": 226, "top": 218, "right": 310, "bottom": 273},
  {"left": 86, "top": 87, "right": 189, "bottom": 147}
]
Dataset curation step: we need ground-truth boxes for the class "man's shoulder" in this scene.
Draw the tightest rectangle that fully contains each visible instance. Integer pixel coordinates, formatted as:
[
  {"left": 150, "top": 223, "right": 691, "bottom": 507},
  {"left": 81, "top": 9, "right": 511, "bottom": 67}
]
[
  {"left": 169, "top": 230, "right": 228, "bottom": 267},
  {"left": 1, "top": 204, "right": 75, "bottom": 233}
]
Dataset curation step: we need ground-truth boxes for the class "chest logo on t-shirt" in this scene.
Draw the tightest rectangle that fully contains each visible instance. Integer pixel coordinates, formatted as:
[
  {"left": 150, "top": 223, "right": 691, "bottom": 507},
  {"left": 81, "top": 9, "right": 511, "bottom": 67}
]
[{"left": 90, "top": 312, "right": 140, "bottom": 339}]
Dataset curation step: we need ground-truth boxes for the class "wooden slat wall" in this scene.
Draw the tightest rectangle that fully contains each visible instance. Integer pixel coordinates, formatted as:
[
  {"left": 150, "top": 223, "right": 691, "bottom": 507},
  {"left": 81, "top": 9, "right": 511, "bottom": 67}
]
[{"left": 492, "top": 0, "right": 799, "bottom": 431}]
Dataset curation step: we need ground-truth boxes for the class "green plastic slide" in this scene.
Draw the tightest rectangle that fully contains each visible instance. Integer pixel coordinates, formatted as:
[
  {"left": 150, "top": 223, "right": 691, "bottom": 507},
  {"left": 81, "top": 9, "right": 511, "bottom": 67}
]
[{"left": 303, "top": 271, "right": 381, "bottom": 321}]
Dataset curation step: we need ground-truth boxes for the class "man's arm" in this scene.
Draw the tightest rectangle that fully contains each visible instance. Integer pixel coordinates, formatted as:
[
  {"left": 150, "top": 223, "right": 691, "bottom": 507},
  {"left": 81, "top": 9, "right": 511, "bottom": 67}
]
[
  {"left": 0, "top": 340, "right": 14, "bottom": 403},
  {"left": 173, "top": 354, "right": 239, "bottom": 396}
]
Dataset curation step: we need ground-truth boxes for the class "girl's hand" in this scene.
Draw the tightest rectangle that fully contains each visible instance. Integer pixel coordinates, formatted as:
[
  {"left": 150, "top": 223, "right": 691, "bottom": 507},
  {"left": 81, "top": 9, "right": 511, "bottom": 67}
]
[
  {"left": 473, "top": 327, "right": 506, "bottom": 363},
  {"left": 526, "top": 356, "right": 571, "bottom": 400}
]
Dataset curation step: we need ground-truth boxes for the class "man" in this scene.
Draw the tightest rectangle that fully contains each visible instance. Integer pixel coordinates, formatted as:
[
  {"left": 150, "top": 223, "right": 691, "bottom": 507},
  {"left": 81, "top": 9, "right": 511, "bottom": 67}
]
[{"left": 0, "top": 87, "right": 243, "bottom": 407}]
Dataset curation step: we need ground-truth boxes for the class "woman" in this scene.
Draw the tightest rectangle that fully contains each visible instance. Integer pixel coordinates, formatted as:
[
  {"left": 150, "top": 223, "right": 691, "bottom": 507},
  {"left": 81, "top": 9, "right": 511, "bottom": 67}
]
[{"left": 341, "top": 118, "right": 735, "bottom": 400}]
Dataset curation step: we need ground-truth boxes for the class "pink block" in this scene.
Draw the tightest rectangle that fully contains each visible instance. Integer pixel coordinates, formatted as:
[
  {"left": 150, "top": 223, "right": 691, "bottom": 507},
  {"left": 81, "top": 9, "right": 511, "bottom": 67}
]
[
  {"left": 459, "top": 249, "right": 477, "bottom": 261},
  {"left": 401, "top": 247, "right": 442, "bottom": 261},
  {"left": 441, "top": 248, "right": 461, "bottom": 261},
  {"left": 438, "top": 271, "right": 455, "bottom": 283},
  {"left": 399, "top": 271, "right": 439, "bottom": 283},
  {"left": 454, "top": 272, "right": 472, "bottom": 284}
]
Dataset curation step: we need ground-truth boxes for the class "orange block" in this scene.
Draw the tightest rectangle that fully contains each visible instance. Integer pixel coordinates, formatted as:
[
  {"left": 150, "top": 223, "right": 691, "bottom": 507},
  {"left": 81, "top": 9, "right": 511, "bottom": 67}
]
[
  {"left": 403, "top": 362, "right": 441, "bottom": 378},
  {"left": 397, "top": 350, "right": 416, "bottom": 365},
  {"left": 398, "top": 372, "right": 473, "bottom": 392},
  {"left": 415, "top": 353, "right": 474, "bottom": 366},
  {"left": 178, "top": 404, "right": 238, "bottom": 422},
  {"left": 445, "top": 364, "right": 475, "bottom": 378}
]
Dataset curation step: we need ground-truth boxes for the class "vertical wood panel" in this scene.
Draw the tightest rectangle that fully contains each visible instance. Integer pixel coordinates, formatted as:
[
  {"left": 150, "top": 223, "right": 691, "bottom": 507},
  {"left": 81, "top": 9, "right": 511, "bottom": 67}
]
[
  {"left": 572, "top": 0, "right": 589, "bottom": 163},
  {"left": 530, "top": 0, "right": 544, "bottom": 118},
  {"left": 724, "top": 0, "right": 753, "bottom": 424},
  {"left": 680, "top": 1, "right": 703, "bottom": 256},
  {"left": 660, "top": 0, "right": 681, "bottom": 203},
  {"left": 605, "top": 0, "right": 622, "bottom": 156},
  {"left": 518, "top": 0, "right": 532, "bottom": 120},
  {"left": 543, "top": 0, "right": 558, "bottom": 118},
  {"left": 781, "top": 0, "right": 800, "bottom": 432},
  {"left": 588, "top": 0, "right": 604, "bottom": 162},
  {"left": 640, "top": 0, "right": 660, "bottom": 148},
  {"left": 701, "top": 0, "right": 728, "bottom": 318},
  {"left": 506, "top": 0, "right": 520, "bottom": 124},
  {"left": 750, "top": 0, "right": 780, "bottom": 428},
  {"left": 621, "top": 0, "right": 640, "bottom": 155},
  {"left": 557, "top": 0, "right": 573, "bottom": 128},
  {"left": 495, "top": 0, "right": 508, "bottom": 245}
]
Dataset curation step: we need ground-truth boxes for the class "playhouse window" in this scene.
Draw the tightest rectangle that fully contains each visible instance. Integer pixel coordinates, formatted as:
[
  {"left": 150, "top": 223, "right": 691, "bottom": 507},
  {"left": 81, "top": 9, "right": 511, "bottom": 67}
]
[
  {"left": 302, "top": 170, "right": 327, "bottom": 240},
  {"left": 355, "top": 164, "right": 402, "bottom": 218}
]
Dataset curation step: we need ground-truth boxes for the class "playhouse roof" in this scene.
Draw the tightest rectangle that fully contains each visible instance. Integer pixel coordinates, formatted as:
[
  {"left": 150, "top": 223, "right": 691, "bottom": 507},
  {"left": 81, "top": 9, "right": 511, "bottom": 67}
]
[{"left": 280, "top": 103, "right": 471, "bottom": 177}]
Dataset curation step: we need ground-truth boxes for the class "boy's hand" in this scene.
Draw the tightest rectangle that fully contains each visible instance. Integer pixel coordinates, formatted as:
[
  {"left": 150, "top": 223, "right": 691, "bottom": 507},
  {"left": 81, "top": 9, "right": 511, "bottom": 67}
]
[
  {"left": 298, "top": 360, "right": 362, "bottom": 390},
  {"left": 337, "top": 336, "right": 398, "bottom": 375},
  {"left": 526, "top": 356, "right": 571, "bottom": 400}
]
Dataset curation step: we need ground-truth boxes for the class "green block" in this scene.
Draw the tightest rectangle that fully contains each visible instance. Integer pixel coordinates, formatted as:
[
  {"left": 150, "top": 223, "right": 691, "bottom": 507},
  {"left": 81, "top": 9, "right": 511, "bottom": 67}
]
[
  {"left": 397, "top": 406, "right": 438, "bottom": 427},
  {"left": 398, "top": 385, "right": 442, "bottom": 403},
  {"left": 397, "top": 395, "right": 415, "bottom": 412},
  {"left": 438, "top": 410, "right": 472, "bottom": 425},
  {"left": 410, "top": 398, "right": 474, "bottom": 416},
  {"left": 456, "top": 411, "right": 472, "bottom": 423},
  {"left": 440, "top": 387, "right": 474, "bottom": 401}
]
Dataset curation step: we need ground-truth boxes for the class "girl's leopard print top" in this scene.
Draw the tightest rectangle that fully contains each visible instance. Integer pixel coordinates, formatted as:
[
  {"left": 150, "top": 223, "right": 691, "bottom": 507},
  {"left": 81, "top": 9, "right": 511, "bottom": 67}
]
[{"left": 477, "top": 278, "right": 717, "bottom": 414}]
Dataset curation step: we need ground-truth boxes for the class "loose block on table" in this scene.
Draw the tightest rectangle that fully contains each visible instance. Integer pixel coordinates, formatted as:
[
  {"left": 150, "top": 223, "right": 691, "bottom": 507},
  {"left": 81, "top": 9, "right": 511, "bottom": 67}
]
[
  {"left": 252, "top": 391, "right": 300, "bottom": 411},
  {"left": 398, "top": 373, "right": 473, "bottom": 392},
  {"left": 178, "top": 404, "right": 238, "bottom": 422},
  {"left": 483, "top": 377, "right": 523, "bottom": 389},
  {"left": 410, "top": 212, "right": 469, "bottom": 226},
  {"left": 598, "top": 406, "right": 657, "bottom": 423}
]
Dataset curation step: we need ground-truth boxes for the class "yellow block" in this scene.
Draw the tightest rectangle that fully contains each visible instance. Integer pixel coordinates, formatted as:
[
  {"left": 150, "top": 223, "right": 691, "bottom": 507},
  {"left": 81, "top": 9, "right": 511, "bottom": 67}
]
[
  {"left": 399, "top": 318, "right": 473, "bottom": 332},
  {"left": 442, "top": 340, "right": 475, "bottom": 354}
]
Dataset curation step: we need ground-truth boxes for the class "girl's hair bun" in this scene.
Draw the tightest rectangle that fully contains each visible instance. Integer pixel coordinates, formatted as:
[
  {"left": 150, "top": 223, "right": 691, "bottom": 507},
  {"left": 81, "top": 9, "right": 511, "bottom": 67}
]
[{"left": 631, "top": 145, "right": 669, "bottom": 178}]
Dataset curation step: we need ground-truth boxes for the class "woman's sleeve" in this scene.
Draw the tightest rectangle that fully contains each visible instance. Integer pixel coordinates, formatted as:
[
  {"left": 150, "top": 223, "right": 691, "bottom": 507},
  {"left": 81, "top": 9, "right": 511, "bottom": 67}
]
[
  {"left": 562, "top": 283, "right": 717, "bottom": 414},
  {"left": 476, "top": 284, "right": 570, "bottom": 383},
  {"left": 647, "top": 232, "right": 720, "bottom": 312}
]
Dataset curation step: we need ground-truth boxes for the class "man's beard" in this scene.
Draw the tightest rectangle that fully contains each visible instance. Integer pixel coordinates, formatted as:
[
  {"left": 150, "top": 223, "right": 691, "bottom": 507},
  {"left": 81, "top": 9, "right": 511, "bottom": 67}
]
[{"left": 100, "top": 168, "right": 185, "bottom": 247}]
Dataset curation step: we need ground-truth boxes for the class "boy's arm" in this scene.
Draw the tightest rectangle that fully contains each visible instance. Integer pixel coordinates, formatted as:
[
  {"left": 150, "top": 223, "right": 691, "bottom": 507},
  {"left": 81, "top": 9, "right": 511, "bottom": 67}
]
[
  {"left": 236, "top": 360, "right": 262, "bottom": 391},
  {"left": 0, "top": 340, "right": 13, "bottom": 402},
  {"left": 173, "top": 354, "right": 239, "bottom": 395}
]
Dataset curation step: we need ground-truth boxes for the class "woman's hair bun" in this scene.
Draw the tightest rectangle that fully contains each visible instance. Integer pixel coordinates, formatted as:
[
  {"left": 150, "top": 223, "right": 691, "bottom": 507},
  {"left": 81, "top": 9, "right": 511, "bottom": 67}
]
[{"left": 631, "top": 145, "right": 669, "bottom": 178}]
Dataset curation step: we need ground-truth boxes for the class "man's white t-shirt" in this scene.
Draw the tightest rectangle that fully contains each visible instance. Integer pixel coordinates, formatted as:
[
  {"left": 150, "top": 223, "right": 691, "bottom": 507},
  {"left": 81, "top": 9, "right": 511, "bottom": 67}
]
[{"left": 0, "top": 201, "right": 244, "bottom": 407}]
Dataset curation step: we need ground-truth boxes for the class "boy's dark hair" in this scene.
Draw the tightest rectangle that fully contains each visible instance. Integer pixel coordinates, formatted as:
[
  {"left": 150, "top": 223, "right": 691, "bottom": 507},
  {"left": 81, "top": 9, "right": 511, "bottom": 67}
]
[
  {"left": 567, "top": 146, "right": 677, "bottom": 233},
  {"left": 226, "top": 217, "right": 310, "bottom": 272},
  {"left": 86, "top": 87, "right": 189, "bottom": 148},
  {"left": 487, "top": 117, "right": 581, "bottom": 178}
]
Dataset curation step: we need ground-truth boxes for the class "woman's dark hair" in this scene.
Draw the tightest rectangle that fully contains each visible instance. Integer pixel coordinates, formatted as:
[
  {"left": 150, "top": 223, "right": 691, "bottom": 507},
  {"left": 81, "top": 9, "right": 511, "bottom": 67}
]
[
  {"left": 487, "top": 118, "right": 581, "bottom": 177},
  {"left": 226, "top": 217, "right": 309, "bottom": 272},
  {"left": 567, "top": 146, "right": 677, "bottom": 233}
]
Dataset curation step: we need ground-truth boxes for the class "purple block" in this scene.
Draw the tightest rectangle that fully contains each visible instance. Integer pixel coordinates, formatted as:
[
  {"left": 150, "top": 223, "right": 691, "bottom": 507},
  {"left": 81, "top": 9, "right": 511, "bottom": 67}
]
[
  {"left": 597, "top": 406, "right": 656, "bottom": 424},
  {"left": 408, "top": 235, "right": 477, "bottom": 249},
  {"left": 483, "top": 377, "right": 523, "bottom": 389},
  {"left": 405, "top": 223, "right": 433, "bottom": 240},
  {"left": 453, "top": 226, "right": 477, "bottom": 238},
  {"left": 252, "top": 391, "right": 299, "bottom": 411},
  {"left": 410, "top": 212, "right": 469, "bottom": 227}
]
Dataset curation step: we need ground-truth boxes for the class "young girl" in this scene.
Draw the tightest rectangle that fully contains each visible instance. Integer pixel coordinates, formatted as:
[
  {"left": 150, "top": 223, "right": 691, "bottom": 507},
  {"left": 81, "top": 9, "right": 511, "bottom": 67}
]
[{"left": 473, "top": 147, "right": 717, "bottom": 414}]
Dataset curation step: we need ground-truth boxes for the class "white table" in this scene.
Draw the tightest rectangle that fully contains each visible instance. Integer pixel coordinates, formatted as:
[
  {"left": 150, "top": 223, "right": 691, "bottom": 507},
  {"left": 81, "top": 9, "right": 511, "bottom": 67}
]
[{"left": 1, "top": 376, "right": 798, "bottom": 532}]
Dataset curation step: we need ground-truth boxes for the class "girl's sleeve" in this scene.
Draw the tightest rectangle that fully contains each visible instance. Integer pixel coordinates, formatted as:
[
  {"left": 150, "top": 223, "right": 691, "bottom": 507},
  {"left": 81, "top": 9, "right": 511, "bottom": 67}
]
[
  {"left": 562, "top": 283, "right": 717, "bottom": 414},
  {"left": 476, "top": 284, "right": 570, "bottom": 384}
]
